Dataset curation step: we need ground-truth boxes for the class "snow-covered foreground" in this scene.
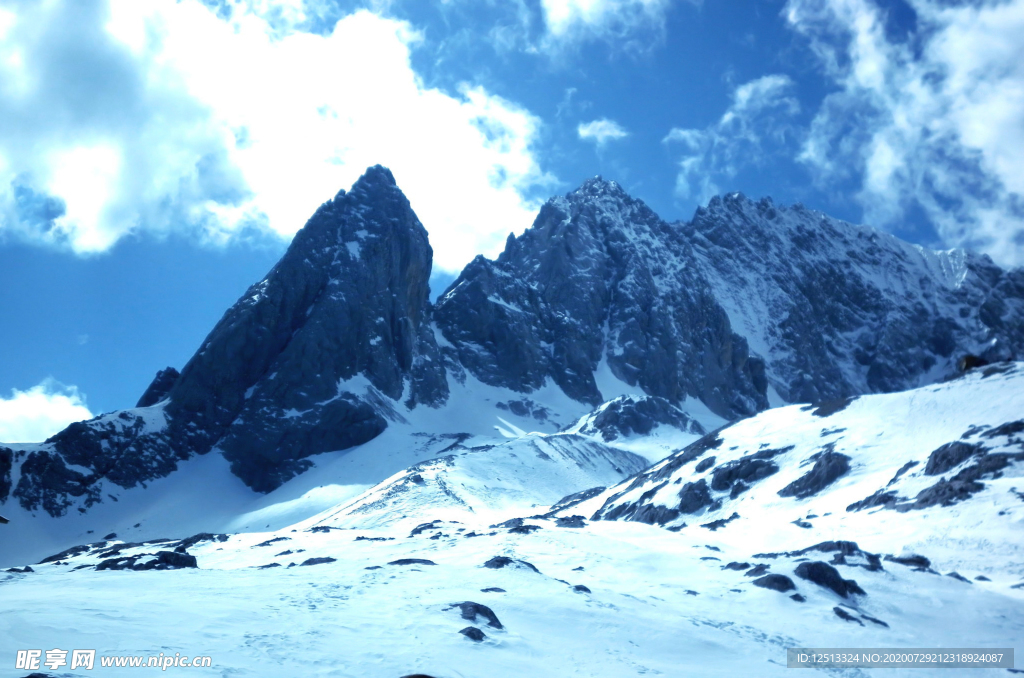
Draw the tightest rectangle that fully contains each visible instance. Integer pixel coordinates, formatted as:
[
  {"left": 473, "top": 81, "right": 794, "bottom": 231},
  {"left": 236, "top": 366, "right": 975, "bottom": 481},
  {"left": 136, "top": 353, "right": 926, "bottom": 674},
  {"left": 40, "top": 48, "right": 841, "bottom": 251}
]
[
  {"left": 2, "top": 516, "right": 1022, "bottom": 677},
  {"left": 2, "top": 366, "right": 1023, "bottom": 677}
]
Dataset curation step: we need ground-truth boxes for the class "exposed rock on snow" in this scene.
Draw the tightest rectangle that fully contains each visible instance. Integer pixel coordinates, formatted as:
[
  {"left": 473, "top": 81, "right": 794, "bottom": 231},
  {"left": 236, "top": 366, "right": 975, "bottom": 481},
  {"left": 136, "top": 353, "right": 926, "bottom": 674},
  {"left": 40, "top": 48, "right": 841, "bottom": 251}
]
[
  {"left": 459, "top": 626, "right": 486, "bottom": 642},
  {"left": 95, "top": 550, "right": 197, "bottom": 571},
  {"left": 483, "top": 556, "right": 540, "bottom": 573},
  {"left": 777, "top": 448, "right": 851, "bottom": 499},
  {"left": 794, "top": 562, "right": 865, "bottom": 598},
  {"left": 450, "top": 601, "right": 503, "bottom": 629},
  {"left": 752, "top": 574, "right": 795, "bottom": 592},
  {"left": 562, "top": 395, "right": 706, "bottom": 441}
]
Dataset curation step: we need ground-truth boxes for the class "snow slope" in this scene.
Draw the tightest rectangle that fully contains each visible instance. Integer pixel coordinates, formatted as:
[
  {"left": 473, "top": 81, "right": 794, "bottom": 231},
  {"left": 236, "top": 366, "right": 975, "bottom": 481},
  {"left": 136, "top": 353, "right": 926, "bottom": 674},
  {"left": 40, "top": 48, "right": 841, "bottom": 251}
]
[
  {"left": 0, "top": 365, "right": 1021, "bottom": 677},
  {"left": 0, "top": 371, "right": 672, "bottom": 569},
  {"left": 582, "top": 362, "right": 1024, "bottom": 580}
]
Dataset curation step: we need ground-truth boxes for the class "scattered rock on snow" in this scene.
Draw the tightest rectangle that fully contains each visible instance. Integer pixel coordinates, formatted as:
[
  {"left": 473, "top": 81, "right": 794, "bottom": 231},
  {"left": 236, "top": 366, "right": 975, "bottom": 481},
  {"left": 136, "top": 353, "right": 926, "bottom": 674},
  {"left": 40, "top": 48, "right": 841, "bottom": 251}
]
[
  {"left": 745, "top": 564, "right": 770, "bottom": 577},
  {"left": 833, "top": 607, "right": 864, "bottom": 625},
  {"left": 556, "top": 515, "right": 586, "bottom": 528},
  {"left": 694, "top": 456, "right": 716, "bottom": 473},
  {"left": 389, "top": 558, "right": 436, "bottom": 566},
  {"left": 884, "top": 554, "right": 931, "bottom": 569},
  {"left": 450, "top": 602, "right": 503, "bottom": 629},
  {"left": 794, "top": 562, "right": 865, "bottom": 598},
  {"left": 96, "top": 550, "right": 198, "bottom": 571},
  {"left": 752, "top": 574, "right": 796, "bottom": 592},
  {"left": 509, "top": 524, "right": 542, "bottom": 534},
  {"left": 299, "top": 557, "right": 336, "bottom": 566},
  {"left": 777, "top": 448, "right": 851, "bottom": 499},
  {"left": 701, "top": 512, "right": 739, "bottom": 531},
  {"left": 459, "top": 626, "right": 486, "bottom": 642},
  {"left": 723, "top": 562, "right": 751, "bottom": 571},
  {"left": 860, "top": 613, "right": 889, "bottom": 628},
  {"left": 483, "top": 556, "right": 540, "bottom": 573},
  {"left": 38, "top": 545, "right": 91, "bottom": 564},
  {"left": 924, "top": 442, "right": 984, "bottom": 475}
]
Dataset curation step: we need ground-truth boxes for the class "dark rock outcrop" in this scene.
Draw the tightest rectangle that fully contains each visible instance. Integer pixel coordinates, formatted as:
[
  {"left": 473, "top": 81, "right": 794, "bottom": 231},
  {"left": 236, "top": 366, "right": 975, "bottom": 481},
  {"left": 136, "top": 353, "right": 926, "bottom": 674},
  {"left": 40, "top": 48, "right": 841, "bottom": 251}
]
[
  {"left": 483, "top": 556, "right": 540, "bottom": 573},
  {"left": 450, "top": 601, "right": 503, "bottom": 629},
  {"left": 136, "top": 367, "right": 180, "bottom": 407},
  {"left": 96, "top": 550, "right": 197, "bottom": 571},
  {"left": 794, "top": 561, "right": 865, "bottom": 598},
  {"left": 710, "top": 449, "right": 787, "bottom": 494},
  {"left": 833, "top": 607, "right": 864, "bottom": 625},
  {"left": 752, "top": 574, "right": 796, "bottom": 592},
  {"left": 884, "top": 554, "right": 931, "bottom": 569},
  {"left": 299, "top": 557, "right": 336, "bottom": 566},
  {"left": 924, "top": 442, "right": 983, "bottom": 475},
  {"left": 459, "top": 627, "right": 486, "bottom": 642},
  {"left": 778, "top": 448, "right": 851, "bottom": 499},
  {"left": 0, "top": 446, "right": 12, "bottom": 502},
  {"left": 566, "top": 395, "right": 706, "bottom": 441}
]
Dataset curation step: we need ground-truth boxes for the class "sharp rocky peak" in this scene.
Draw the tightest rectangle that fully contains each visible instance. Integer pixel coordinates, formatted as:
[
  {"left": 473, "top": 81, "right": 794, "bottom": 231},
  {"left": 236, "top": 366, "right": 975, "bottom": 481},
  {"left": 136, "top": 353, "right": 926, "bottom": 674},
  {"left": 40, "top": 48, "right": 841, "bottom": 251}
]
[{"left": 435, "top": 178, "right": 768, "bottom": 419}]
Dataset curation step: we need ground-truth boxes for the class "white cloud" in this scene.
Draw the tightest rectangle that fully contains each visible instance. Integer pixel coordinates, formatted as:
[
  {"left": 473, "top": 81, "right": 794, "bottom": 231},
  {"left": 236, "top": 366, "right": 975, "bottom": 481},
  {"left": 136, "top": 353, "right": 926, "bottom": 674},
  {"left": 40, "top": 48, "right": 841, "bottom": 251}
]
[
  {"left": 664, "top": 74, "right": 800, "bottom": 202},
  {"left": 0, "top": 380, "right": 93, "bottom": 444},
  {"left": 0, "top": 0, "right": 555, "bottom": 272},
  {"left": 578, "top": 118, "right": 630, "bottom": 145},
  {"left": 785, "top": 0, "right": 1024, "bottom": 266},
  {"left": 540, "top": 0, "right": 674, "bottom": 47}
]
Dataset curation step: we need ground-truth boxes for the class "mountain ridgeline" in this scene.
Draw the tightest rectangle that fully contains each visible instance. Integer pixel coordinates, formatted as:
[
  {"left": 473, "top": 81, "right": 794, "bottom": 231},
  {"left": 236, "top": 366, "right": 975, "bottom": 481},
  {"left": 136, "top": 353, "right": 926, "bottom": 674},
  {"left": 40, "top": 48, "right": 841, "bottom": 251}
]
[{"left": 3, "top": 166, "right": 1022, "bottom": 513}]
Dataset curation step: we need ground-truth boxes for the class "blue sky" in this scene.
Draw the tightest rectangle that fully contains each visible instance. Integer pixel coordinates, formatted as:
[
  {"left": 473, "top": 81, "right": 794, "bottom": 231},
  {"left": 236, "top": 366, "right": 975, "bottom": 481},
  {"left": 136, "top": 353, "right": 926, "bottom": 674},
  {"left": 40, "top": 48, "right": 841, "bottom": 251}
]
[{"left": 1, "top": 0, "right": 1023, "bottom": 440}]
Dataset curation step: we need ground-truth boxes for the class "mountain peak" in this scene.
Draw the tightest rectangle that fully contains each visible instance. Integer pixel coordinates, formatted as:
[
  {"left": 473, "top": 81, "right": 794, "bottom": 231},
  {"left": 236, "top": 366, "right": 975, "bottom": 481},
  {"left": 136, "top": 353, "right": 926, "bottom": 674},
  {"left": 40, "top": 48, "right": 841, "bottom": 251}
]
[{"left": 571, "top": 175, "right": 628, "bottom": 201}]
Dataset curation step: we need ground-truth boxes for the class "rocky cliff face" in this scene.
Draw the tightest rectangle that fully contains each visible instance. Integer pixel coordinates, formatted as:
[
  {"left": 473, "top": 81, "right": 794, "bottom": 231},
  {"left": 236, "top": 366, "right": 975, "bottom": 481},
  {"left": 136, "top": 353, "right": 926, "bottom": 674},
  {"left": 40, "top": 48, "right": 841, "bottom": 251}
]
[
  {"left": 685, "top": 193, "right": 1024, "bottom": 403},
  {"left": 433, "top": 178, "right": 769, "bottom": 419},
  {"left": 165, "top": 165, "right": 447, "bottom": 490}
]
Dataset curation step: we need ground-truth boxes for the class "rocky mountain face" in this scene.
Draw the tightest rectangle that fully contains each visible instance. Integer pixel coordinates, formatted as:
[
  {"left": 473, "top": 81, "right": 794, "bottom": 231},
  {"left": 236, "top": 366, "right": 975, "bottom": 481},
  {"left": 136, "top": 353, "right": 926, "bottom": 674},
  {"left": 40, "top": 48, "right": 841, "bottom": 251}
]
[
  {"left": 8, "top": 166, "right": 449, "bottom": 510},
  {"left": 3, "top": 168, "right": 1024, "bottom": 517},
  {"left": 685, "top": 193, "right": 1024, "bottom": 403},
  {"left": 434, "top": 178, "right": 769, "bottom": 419},
  {"left": 165, "top": 164, "right": 447, "bottom": 490}
]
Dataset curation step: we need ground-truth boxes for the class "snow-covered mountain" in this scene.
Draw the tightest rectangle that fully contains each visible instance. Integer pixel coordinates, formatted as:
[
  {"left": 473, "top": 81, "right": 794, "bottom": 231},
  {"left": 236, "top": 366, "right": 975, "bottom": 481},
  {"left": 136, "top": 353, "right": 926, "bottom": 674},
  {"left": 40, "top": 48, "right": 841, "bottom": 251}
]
[
  {"left": 2, "top": 365, "right": 1021, "bottom": 677},
  {"left": 3, "top": 167, "right": 1024, "bottom": 678},
  {"left": 686, "top": 193, "right": 1024, "bottom": 403},
  {"left": 3, "top": 167, "right": 1024, "bottom": 536}
]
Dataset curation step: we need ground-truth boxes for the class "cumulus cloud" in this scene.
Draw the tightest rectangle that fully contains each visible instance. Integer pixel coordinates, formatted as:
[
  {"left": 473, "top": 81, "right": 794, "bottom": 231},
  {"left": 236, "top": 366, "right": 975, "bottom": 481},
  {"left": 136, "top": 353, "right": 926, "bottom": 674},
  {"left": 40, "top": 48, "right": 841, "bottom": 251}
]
[
  {"left": 663, "top": 75, "right": 800, "bottom": 202},
  {"left": 0, "top": 0, "right": 554, "bottom": 272},
  {"left": 0, "top": 380, "right": 93, "bottom": 444},
  {"left": 785, "top": 0, "right": 1024, "bottom": 266},
  {"left": 578, "top": 118, "right": 629, "bottom": 145}
]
